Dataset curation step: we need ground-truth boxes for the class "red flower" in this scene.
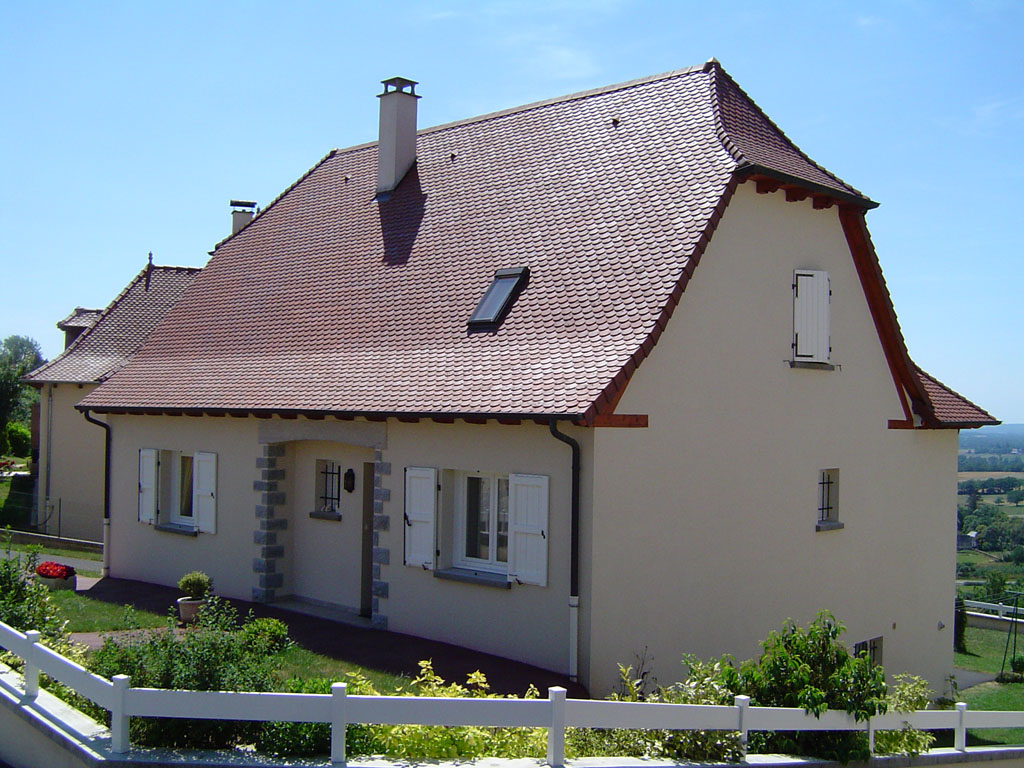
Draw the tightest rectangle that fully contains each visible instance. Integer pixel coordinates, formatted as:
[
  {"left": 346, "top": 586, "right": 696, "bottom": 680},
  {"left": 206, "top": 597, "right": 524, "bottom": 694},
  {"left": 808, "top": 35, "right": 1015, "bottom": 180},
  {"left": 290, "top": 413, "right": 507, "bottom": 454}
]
[{"left": 36, "top": 561, "right": 76, "bottom": 580}]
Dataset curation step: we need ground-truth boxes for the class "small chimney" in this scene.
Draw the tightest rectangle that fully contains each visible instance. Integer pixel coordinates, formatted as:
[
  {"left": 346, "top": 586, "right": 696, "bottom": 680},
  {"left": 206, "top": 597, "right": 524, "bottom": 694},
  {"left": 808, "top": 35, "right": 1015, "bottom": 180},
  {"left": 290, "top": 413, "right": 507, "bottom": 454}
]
[
  {"left": 376, "top": 77, "right": 420, "bottom": 197},
  {"left": 230, "top": 200, "right": 257, "bottom": 234}
]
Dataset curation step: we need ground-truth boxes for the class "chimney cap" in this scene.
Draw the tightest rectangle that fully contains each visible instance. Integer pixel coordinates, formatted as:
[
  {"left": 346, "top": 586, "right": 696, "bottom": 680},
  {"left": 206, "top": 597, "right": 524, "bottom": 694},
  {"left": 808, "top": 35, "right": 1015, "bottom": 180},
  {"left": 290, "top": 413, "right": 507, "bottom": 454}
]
[
  {"left": 379, "top": 77, "right": 420, "bottom": 98},
  {"left": 230, "top": 200, "right": 257, "bottom": 209}
]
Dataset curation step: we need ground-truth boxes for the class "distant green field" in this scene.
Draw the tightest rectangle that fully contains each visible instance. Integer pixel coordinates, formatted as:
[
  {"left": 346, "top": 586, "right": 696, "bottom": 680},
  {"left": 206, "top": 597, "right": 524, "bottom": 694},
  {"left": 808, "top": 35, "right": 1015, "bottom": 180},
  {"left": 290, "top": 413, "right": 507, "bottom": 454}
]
[{"left": 959, "top": 471, "right": 1024, "bottom": 482}]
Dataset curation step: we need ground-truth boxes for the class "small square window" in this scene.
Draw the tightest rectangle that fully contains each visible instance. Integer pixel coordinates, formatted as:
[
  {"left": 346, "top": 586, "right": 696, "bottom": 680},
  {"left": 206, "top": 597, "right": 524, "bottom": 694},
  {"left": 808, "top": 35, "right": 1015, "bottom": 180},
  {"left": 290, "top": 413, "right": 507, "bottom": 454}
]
[
  {"left": 854, "top": 636, "right": 883, "bottom": 666},
  {"left": 457, "top": 472, "right": 510, "bottom": 572},
  {"left": 316, "top": 459, "right": 342, "bottom": 513},
  {"left": 816, "top": 468, "right": 843, "bottom": 531},
  {"left": 468, "top": 267, "right": 529, "bottom": 327}
]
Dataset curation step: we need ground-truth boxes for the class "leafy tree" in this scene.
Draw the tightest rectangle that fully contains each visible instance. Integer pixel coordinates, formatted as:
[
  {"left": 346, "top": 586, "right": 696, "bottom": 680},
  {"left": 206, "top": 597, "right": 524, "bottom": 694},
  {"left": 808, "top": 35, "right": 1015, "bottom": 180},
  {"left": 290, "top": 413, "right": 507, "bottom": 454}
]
[
  {"left": 1009, "top": 489, "right": 1024, "bottom": 507},
  {"left": 0, "top": 336, "right": 44, "bottom": 452}
]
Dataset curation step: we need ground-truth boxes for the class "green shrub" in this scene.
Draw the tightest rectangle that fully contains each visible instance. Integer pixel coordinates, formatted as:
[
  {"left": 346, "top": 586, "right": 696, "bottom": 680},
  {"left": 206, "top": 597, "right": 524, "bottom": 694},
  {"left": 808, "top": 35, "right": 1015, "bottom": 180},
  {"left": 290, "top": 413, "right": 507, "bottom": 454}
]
[
  {"left": 728, "top": 611, "right": 887, "bottom": 762},
  {"left": 177, "top": 570, "right": 211, "bottom": 599},
  {"left": 240, "top": 616, "right": 290, "bottom": 656},
  {"left": 0, "top": 536, "right": 66, "bottom": 642},
  {"left": 3, "top": 422, "right": 30, "bottom": 458},
  {"left": 1012, "top": 656, "right": 1024, "bottom": 675},
  {"left": 954, "top": 597, "right": 968, "bottom": 654},
  {"left": 873, "top": 674, "right": 935, "bottom": 756},
  {"left": 566, "top": 657, "right": 743, "bottom": 761},
  {"left": 86, "top": 597, "right": 282, "bottom": 749}
]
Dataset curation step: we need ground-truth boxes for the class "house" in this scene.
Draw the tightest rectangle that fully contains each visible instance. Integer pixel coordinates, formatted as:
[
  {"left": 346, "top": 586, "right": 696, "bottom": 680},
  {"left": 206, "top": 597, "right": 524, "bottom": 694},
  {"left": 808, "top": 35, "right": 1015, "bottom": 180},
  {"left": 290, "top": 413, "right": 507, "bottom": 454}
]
[
  {"left": 75, "top": 62, "right": 996, "bottom": 695},
  {"left": 24, "top": 259, "right": 201, "bottom": 541}
]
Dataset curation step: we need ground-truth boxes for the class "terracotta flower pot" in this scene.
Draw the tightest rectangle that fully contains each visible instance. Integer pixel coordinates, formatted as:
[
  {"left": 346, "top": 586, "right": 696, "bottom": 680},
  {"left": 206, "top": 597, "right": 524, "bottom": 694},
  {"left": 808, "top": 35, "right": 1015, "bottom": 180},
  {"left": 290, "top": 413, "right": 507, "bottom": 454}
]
[
  {"left": 38, "top": 575, "right": 75, "bottom": 591},
  {"left": 177, "top": 597, "right": 207, "bottom": 624}
]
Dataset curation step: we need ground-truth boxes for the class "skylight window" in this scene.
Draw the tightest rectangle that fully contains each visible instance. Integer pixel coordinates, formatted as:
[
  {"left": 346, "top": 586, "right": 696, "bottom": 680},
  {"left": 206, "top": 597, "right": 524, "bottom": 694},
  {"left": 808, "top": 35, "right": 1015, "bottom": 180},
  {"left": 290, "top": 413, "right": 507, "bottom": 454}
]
[{"left": 468, "top": 267, "right": 529, "bottom": 327}]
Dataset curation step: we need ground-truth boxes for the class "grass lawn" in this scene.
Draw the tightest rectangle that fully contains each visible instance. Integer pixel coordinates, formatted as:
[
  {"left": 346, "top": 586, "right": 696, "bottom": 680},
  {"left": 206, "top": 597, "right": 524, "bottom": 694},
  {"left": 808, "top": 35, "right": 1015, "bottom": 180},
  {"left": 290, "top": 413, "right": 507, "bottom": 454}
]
[
  {"left": 963, "top": 681, "right": 1024, "bottom": 746},
  {"left": 956, "top": 626, "right": 1017, "bottom": 675},
  {"left": 275, "top": 645, "right": 409, "bottom": 693},
  {"left": 49, "top": 591, "right": 167, "bottom": 633}
]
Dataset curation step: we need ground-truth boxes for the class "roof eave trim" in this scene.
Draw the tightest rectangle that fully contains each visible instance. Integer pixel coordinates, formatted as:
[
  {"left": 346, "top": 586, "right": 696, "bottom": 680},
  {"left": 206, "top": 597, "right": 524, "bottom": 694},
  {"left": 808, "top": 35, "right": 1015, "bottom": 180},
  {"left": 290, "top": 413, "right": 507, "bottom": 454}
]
[
  {"left": 737, "top": 164, "right": 879, "bottom": 209},
  {"left": 73, "top": 404, "right": 587, "bottom": 422}
]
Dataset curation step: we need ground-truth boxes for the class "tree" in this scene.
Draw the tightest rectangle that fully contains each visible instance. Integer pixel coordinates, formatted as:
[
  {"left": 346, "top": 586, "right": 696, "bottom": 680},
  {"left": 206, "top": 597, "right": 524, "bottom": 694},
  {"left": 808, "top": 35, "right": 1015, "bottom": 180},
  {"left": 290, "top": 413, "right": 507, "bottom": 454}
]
[
  {"left": 1009, "top": 489, "right": 1024, "bottom": 507},
  {"left": 0, "top": 335, "right": 44, "bottom": 452}
]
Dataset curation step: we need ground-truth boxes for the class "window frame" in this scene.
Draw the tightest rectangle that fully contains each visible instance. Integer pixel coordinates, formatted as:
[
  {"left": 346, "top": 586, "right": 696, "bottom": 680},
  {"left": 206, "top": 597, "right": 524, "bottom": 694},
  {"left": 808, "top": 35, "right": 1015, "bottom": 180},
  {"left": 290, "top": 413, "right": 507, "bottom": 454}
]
[
  {"left": 792, "top": 269, "right": 831, "bottom": 365},
  {"left": 452, "top": 471, "right": 510, "bottom": 575},
  {"left": 315, "top": 459, "right": 343, "bottom": 514},
  {"left": 467, "top": 267, "right": 529, "bottom": 328},
  {"left": 815, "top": 467, "right": 843, "bottom": 531},
  {"left": 137, "top": 447, "right": 216, "bottom": 534},
  {"left": 170, "top": 452, "right": 195, "bottom": 527}
]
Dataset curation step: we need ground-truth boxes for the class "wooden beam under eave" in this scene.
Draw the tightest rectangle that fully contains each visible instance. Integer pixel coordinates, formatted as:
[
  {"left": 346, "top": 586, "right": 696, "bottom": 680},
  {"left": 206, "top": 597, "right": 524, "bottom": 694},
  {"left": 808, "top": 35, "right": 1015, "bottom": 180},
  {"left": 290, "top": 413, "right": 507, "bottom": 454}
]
[
  {"left": 590, "top": 414, "right": 649, "bottom": 428},
  {"left": 756, "top": 179, "right": 782, "bottom": 194},
  {"left": 812, "top": 196, "right": 835, "bottom": 210},
  {"left": 396, "top": 416, "right": 420, "bottom": 423},
  {"left": 785, "top": 188, "right": 810, "bottom": 202}
]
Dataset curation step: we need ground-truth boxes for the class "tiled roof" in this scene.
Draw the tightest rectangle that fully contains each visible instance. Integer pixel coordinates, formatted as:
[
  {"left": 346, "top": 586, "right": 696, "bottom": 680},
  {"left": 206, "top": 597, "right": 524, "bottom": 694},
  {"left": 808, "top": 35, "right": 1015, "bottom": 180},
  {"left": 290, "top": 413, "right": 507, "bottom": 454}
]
[
  {"left": 26, "top": 265, "right": 201, "bottom": 384},
  {"left": 916, "top": 367, "right": 999, "bottom": 427},
  {"left": 78, "top": 62, "right": 973, "bottom": 426},
  {"left": 56, "top": 307, "right": 103, "bottom": 332}
]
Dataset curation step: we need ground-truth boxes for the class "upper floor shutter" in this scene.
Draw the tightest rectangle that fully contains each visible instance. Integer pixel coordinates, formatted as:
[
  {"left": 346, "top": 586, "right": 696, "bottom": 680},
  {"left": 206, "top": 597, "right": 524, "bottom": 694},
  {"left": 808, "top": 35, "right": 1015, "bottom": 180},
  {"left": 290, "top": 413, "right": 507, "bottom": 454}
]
[
  {"left": 508, "top": 473, "right": 549, "bottom": 587},
  {"left": 193, "top": 451, "right": 217, "bottom": 534},
  {"left": 404, "top": 467, "right": 436, "bottom": 569},
  {"left": 793, "top": 269, "right": 830, "bottom": 363},
  {"left": 138, "top": 448, "right": 157, "bottom": 524}
]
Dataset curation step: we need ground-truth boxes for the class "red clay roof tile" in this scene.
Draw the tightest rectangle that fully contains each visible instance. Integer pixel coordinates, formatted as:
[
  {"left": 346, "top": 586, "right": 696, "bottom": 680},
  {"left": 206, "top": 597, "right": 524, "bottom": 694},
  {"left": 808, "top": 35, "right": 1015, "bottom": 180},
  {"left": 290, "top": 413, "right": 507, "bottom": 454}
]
[{"left": 916, "top": 367, "right": 998, "bottom": 427}]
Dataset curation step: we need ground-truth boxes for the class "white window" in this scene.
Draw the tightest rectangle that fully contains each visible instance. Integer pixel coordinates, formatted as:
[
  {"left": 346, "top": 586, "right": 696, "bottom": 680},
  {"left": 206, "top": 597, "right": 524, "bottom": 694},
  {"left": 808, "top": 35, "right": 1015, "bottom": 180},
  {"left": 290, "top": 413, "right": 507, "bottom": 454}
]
[
  {"left": 404, "top": 466, "right": 549, "bottom": 586},
  {"left": 316, "top": 459, "right": 342, "bottom": 513},
  {"left": 137, "top": 448, "right": 216, "bottom": 533},
  {"left": 816, "top": 468, "right": 842, "bottom": 531},
  {"left": 454, "top": 472, "right": 510, "bottom": 573},
  {"left": 793, "top": 269, "right": 830, "bottom": 363}
]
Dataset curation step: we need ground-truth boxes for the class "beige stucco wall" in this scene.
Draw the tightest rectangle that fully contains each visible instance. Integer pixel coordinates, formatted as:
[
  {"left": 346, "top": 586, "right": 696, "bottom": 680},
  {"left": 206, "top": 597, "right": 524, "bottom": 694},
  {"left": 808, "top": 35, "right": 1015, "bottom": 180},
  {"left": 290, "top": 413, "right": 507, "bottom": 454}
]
[
  {"left": 106, "top": 414, "right": 262, "bottom": 599},
  {"left": 35, "top": 383, "right": 105, "bottom": 541},
  {"left": 380, "top": 419, "right": 592, "bottom": 676},
  {"left": 287, "top": 440, "right": 373, "bottom": 610},
  {"left": 587, "top": 182, "right": 957, "bottom": 695}
]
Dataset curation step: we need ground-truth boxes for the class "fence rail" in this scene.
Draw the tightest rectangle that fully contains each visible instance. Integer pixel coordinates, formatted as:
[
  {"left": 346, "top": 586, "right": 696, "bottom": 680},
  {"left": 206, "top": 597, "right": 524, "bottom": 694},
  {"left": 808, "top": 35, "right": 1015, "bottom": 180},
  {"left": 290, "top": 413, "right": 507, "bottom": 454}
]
[
  {"left": 1, "top": 619, "right": 1022, "bottom": 767},
  {"left": 966, "top": 599, "right": 1024, "bottom": 619}
]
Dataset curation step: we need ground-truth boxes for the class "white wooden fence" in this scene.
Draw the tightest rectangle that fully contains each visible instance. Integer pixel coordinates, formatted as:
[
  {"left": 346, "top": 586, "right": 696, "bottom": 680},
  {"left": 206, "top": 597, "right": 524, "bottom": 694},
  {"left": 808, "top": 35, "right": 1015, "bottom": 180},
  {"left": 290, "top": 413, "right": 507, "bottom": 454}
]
[
  {"left": 1, "top": 619, "right": 1022, "bottom": 766},
  {"left": 966, "top": 599, "right": 1024, "bottom": 619}
]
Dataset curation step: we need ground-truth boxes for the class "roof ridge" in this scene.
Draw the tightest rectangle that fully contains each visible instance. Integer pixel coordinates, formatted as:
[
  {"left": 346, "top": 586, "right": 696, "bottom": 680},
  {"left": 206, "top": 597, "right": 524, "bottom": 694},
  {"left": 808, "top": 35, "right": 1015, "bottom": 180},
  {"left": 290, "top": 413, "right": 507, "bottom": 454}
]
[
  {"left": 705, "top": 63, "right": 747, "bottom": 166},
  {"left": 708, "top": 61, "right": 870, "bottom": 201},
  {"left": 211, "top": 148, "right": 339, "bottom": 251}
]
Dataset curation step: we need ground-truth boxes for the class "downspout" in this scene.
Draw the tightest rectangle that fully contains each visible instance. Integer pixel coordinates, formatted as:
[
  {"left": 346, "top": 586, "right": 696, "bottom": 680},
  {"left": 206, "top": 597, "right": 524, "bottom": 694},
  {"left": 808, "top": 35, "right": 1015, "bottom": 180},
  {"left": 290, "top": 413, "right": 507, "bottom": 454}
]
[
  {"left": 43, "top": 384, "right": 53, "bottom": 528},
  {"left": 549, "top": 418, "right": 580, "bottom": 682},
  {"left": 82, "top": 409, "right": 111, "bottom": 577}
]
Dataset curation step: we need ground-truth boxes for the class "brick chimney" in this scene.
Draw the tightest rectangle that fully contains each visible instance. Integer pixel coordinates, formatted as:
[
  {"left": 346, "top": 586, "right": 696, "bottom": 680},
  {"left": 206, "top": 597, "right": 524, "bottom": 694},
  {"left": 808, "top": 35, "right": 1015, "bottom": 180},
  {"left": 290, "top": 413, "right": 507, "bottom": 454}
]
[
  {"left": 376, "top": 77, "right": 420, "bottom": 197},
  {"left": 230, "top": 200, "right": 257, "bottom": 234}
]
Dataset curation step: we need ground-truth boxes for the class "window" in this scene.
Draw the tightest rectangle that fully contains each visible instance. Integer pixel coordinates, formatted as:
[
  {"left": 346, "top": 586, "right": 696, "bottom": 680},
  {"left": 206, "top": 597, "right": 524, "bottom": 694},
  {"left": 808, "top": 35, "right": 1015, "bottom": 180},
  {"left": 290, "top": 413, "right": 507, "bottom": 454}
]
[
  {"left": 138, "top": 448, "right": 217, "bottom": 533},
  {"left": 854, "top": 636, "right": 883, "bottom": 666},
  {"left": 816, "top": 468, "right": 842, "bottom": 531},
  {"left": 316, "top": 459, "right": 342, "bottom": 513},
  {"left": 468, "top": 267, "right": 529, "bottom": 327},
  {"left": 793, "top": 269, "right": 830, "bottom": 364},
  {"left": 403, "top": 466, "right": 549, "bottom": 586},
  {"left": 455, "top": 473, "right": 509, "bottom": 572}
]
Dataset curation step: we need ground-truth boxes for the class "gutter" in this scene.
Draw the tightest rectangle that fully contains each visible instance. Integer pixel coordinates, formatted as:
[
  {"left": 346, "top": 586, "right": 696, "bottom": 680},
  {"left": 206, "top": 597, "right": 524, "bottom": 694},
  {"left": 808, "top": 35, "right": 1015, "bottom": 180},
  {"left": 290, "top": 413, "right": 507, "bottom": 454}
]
[
  {"left": 548, "top": 418, "right": 581, "bottom": 682},
  {"left": 81, "top": 409, "right": 111, "bottom": 577}
]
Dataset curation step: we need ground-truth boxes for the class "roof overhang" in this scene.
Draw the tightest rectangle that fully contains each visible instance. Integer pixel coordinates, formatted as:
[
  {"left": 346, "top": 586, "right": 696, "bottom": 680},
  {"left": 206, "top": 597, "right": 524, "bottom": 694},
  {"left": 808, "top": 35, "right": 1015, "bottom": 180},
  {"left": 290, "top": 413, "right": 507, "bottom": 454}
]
[{"left": 738, "top": 165, "right": 879, "bottom": 209}]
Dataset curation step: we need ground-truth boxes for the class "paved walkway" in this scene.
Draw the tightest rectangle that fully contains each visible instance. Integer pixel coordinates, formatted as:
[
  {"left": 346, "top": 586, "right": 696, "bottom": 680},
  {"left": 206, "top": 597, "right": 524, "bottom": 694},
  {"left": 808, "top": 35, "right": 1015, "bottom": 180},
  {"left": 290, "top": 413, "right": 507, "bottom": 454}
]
[{"left": 71, "top": 576, "right": 588, "bottom": 698}]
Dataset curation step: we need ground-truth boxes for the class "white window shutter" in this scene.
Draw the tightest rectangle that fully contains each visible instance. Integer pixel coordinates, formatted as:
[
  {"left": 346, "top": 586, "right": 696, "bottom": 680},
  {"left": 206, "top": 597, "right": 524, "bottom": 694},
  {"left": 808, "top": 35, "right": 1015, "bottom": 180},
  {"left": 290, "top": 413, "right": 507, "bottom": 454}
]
[
  {"left": 404, "top": 467, "right": 436, "bottom": 569},
  {"left": 193, "top": 451, "right": 217, "bottom": 534},
  {"left": 793, "top": 270, "right": 830, "bottom": 362},
  {"left": 508, "top": 473, "right": 549, "bottom": 587},
  {"left": 138, "top": 448, "right": 157, "bottom": 524}
]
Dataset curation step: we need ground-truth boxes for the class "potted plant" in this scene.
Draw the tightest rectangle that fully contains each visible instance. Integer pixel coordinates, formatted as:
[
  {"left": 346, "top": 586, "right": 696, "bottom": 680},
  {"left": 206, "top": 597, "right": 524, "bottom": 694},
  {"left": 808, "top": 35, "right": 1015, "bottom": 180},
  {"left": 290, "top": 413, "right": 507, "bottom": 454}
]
[
  {"left": 36, "top": 561, "right": 76, "bottom": 590},
  {"left": 176, "top": 571, "right": 212, "bottom": 624}
]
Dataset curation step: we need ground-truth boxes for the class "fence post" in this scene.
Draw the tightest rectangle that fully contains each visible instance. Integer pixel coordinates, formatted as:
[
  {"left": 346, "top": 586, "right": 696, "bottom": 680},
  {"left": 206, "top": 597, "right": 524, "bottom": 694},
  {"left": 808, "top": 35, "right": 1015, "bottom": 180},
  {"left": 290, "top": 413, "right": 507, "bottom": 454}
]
[
  {"left": 735, "top": 695, "right": 750, "bottom": 756},
  {"left": 331, "top": 682, "right": 348, "bottom": 766},
  {"left": 110, "top": 675, "right": 131, "bottom": 754},
  {"left": 23, "top": 630, "right": 40, "bottom": 700},
  {"left": 955, "top": 702, "right": 968, "bottom": 752},
  {"left": 547, "top": 686, "right": 566, "bottom": 768}
]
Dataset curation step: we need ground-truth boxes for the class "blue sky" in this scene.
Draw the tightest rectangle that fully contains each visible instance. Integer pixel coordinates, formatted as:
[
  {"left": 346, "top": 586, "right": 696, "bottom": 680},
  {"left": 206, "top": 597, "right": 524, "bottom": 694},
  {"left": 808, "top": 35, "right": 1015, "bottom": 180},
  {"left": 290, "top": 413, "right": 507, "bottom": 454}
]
[{"left": 2, "top": 1, "right": 1021, "bottom": 422}]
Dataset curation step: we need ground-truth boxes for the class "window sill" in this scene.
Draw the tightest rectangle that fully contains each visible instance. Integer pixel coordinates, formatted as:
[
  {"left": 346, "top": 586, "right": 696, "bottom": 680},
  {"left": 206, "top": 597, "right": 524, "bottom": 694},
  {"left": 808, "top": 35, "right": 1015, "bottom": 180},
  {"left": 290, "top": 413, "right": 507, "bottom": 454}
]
[
  {"left": 309, "top": 510, "right": 342, "bottom": 522},
  {"left": 154, "top": 523, "right": 198, "bottom": 537},
  {"left": 789, "top": 360, "right": 836, "bottom": 371},
  {"left": 434, "top": 568, "right": 511, "bottom": 590},
  {"left": 816, "top": 520, "right": 845, "bottom": 532}
]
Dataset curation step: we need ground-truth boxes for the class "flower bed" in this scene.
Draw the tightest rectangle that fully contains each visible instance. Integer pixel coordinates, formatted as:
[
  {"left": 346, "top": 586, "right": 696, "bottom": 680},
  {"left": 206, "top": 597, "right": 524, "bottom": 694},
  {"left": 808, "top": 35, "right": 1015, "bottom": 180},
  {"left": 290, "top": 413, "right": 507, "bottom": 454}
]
[{"left": 36, "top": 561, "right": 76, "bottom": 590}]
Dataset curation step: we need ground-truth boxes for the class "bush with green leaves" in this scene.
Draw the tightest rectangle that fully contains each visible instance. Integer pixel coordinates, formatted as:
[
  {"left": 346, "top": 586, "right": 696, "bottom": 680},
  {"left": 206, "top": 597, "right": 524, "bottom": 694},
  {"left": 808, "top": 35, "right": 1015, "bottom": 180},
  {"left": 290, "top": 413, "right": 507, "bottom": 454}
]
[
  {"left": 177, "top": 570, "right": 212, "bottom": 599},
  {"left": 3, "top": 421, "right": 30, "bottom": 458},
  {"left": 85, "top": 597, "right": 284, "bottom": 749},
  {"left": 723, "top": 611, "right": 887, "bottom": 762},
  {"left": 873, "top": 674, "right": 935, "bottom": 756},
  {"left": 566, "top": 657, "right": 743, "bottom": 762},
  {"left": 954, "top": 596, "right": 968, "bottom": 654},
  {"left": 0, "top": 537, "right": 66, "bottom": 642}
]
